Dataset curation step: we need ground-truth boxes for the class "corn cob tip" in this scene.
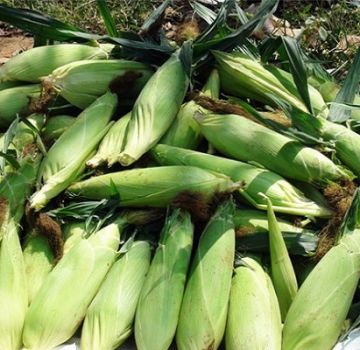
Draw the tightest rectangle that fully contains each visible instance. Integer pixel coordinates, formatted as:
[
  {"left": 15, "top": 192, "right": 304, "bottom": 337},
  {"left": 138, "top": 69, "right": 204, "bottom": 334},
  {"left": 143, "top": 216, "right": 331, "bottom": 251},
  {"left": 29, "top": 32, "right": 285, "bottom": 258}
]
[
  {"left": 118, "top": 153, "right": 136, "bottom": 167},
  {"left": 193, "top": 111, "right": 206, "bottom": 123},
  {"left": 86, "top": 156, "right": 105, "bottom": 169},
  {"left": 29, "top": 191, "right": 48, "bottom": 212}
]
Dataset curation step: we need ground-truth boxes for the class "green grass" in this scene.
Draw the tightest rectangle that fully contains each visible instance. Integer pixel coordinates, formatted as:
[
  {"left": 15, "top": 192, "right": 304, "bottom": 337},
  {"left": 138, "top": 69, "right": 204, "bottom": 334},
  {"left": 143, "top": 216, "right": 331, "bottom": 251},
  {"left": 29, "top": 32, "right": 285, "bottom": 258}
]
[
  {"left": 2, "top": 0, "right": 359, "bottom": 77},
  {"left": 1, "top": 0, "right": 159, "bottom": 33}
]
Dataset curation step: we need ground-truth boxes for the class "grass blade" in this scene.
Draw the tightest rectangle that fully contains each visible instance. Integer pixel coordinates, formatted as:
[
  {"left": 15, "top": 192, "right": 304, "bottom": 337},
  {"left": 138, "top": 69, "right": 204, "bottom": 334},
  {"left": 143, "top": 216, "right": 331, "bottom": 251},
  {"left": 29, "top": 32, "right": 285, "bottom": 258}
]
[{"left": 96, "top": 0, "right": 118, "bottom": 37}]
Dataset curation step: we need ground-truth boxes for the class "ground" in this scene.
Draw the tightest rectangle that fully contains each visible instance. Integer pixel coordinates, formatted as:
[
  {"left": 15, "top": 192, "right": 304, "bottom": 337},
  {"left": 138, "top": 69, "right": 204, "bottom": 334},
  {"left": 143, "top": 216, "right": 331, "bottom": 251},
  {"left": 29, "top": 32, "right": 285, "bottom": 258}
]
[{"left": 0, "top": 0, "right": 359, "bottom": 75}]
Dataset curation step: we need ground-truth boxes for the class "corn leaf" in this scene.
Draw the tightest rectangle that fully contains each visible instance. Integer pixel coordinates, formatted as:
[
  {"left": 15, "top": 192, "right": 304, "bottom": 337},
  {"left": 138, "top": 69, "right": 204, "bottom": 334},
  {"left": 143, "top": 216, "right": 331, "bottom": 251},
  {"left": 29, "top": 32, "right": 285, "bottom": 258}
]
[
  {"left": 140, "top": 0, "right": 171, "bottom": 35},
  {"left": 190, "top": 0, "right": 217, "bottom": 24},
  {"left": 281, "top": 36, "right": 313, "bottom": 114},
  {"left": 328, "top": 48, "right": 360, "bottom": 123}
]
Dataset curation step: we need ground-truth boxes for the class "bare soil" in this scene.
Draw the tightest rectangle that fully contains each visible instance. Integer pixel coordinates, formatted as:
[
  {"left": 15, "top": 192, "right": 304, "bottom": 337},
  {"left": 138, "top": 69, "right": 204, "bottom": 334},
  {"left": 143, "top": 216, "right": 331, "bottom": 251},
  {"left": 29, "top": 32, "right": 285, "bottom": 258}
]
[{"left": 0, "top": 24, "right": 33, "bottom": 64}]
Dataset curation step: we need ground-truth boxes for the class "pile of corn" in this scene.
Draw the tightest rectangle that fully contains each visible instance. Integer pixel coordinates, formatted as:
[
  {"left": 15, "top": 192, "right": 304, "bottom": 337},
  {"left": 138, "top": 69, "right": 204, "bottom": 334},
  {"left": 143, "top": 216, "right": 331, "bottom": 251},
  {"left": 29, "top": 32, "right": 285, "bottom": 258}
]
[{"left": 0, "top": 40, "right": 360, "bottom": 350}]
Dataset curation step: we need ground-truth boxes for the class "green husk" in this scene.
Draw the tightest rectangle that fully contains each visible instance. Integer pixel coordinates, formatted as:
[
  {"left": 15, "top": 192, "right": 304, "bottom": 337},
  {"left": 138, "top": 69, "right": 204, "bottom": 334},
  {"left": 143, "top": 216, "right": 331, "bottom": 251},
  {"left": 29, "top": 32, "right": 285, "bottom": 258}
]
[
  {"left": 0, "top": 202, "right": 28, "bottom": 350},
  {"left": 225, "top": 257, "right": 282, "bottom": 350},
  {"left": 0, "top": 81, "right": 23, "bottom": 90},
  {"left": 282, "top": 189, "right": 360, "bottom": 350},
  {"left": 30, "top": 91, "right": 117, "bottom": 211},
  {"left": 0, "top": 43, "right": 114, "bottom": 83},
  {"left": 118, "top": 52, "right": 189, "bottom": 166},
  {"left": 263, "top": 108, "right": 360, "bottom": 178},
  {"left": 318, "top": 117, "right": 360, "bottom": 177},
  {"left": 0, "top": 153, "right": 42, "bottom": 222},
  {"left": 152, "top": 144, "right": 332, "bottom": 217},
  {"left": 9, "top": 113, "right": 46, "bottom": 155},
  {"left": 176, "top": 200, "right": 235, "bottom": 350},
  {"left": 0, "top": 84, "right": 41, "bottom": 128},
  {"left": 45, "top": 59, "right": 152, "bottom": 109},
  {"left": 68, "top": 165, "right": 236, "bottom": 208},
  {"left": 23, "top": 231, "right": 55, "bottom": 304},
  {"left": 62, "top": 221, "right": 88, "bottom": 254},
  {"left": 160, "top": 69, "right": 219, "bottom": 149},
  {"left": 22, "top": 217, "right": 123, "bottom": 350},
  {"left": 135, "top": 210, "right": 194, "bottom": 350},
  {"left": 41, "top": 115, "right": 76, "bottom": 142},
  {"left": 318, "top": 81, "right": 360, "bottom": 120},
  {"left": 81, "top": 240, "right": 151, "bottom": 350},
  {"left": 86, "top": 113, "right": 131, "bottom": 168},
  {"left": 213, "top": 50, "right": 328, "bottom": 117},
  {"left": 234, "top": 209, "right": 319, "bottom": 256},
  {"left": 267, "top": 198, "right": 298, "bottom": 321},
  {"left": 195, "top": 112, "right": 348, "bottom": 185}
]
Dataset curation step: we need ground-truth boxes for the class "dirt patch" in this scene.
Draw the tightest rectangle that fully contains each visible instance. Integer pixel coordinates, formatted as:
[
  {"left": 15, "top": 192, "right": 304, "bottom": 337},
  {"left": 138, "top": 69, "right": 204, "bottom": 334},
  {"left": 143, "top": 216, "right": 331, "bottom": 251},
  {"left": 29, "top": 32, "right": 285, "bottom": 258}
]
[{"left": 0, "top": 36, "right": 33, "bottom": 64}]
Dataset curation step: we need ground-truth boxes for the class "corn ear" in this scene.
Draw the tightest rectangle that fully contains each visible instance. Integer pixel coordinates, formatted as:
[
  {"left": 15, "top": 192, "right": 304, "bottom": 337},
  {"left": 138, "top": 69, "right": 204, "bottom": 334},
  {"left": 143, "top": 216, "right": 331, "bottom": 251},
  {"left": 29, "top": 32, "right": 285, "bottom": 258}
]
[
  {"left": 62, "top": 221, "right": 88, "bottom": 254},
  {"left": 0, "top": 43, "right": 114, "bottom": 83},
  {"left": 118, "top": 52, "right": 189, "bottom": 166},
  {"left": 30, "top": 91, "right": 117, "bottom": 211},
  {"left": 41, "top": 115, "right": 76, "bottom": 143},
  {"left": 8, "top": 113, "right": 46, "bottom": 156},
  {"left": 225, "top": 257, "right": 282, "bottom": 350},
  {"left": 318, "top": 118, "right": 360, "bottom": 177},
  {"left": 0, "top": 202, "right": 28, "bottom": 350},
  {"left": 267, "top": 198, "right": 298, "bottom": 321},
  {"left": 265, "top": 64, "right": 328, "bottom": 117},
  {"left": 81, "top": 240, "right": 151, "bottom": 350},
  {"left": 234, "top": 209, "right": 318, "bottom": 256},
  {"left": 23, "top": 231, "right": 54, "bottom": 304},
  {"left": 202, "top": 69, "right": 220, "bottom": 98},
  {"left": 45, "top": 59, "right": 152, "bottom": 109},
  {"left": 195, "top": 112, "right": 348, "bottom": 184},
  {"left": 152, "top": 144, "right": 332, "bottom": 217},
  {"left": 213, "top": 50, "right": 327, "bottom": 117},
  {"left": 282, "top": 189, "right": 360, "bottom": 350},
  {"left": 135, "top": 210, "right": 193, "bottom": 350},
  {"left": 160, "top": 69, "right": 220, "bottom": 149},
  {"left": 264, "top": 108, "right": 360, "bottom": 178},
  {"left": 0, "top": 84, "right": 41, "bottom": 128},
  {"left": 87, "top": 112, "right": 131, "bottom": 168},
  {"left": 22, "top": 218, "right": 122, "bottom": 350},
  {"left": 68, "top": 165, "right": 236, "bottom": 208},
  {"left": 176, "top": 200, "right": 235, "bottom": 350}
]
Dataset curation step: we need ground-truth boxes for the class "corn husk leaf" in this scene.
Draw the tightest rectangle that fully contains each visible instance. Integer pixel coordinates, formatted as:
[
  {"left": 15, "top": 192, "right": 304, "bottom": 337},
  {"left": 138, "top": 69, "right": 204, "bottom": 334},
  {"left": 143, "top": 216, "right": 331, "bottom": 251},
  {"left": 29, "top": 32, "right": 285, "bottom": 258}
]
[
  {"left": 30, "top": 91, "right": 117, "bottom": 211},
  {"left": 46, "top": 59, "right": 152, "bottom": 109},
  {"left": 68, "top": 165, "right": 236, "bottom": 208},
  {"left": 0, "top": 202, "right": 28, "bottom": 350},
  {"left": 160, "top": 69, "right": 219, "bottom": 149},
  {"left": 267, "top": 198, "right": 298, "bottom": 321},
  {"left": 22, "top": 218, "right": 122, "bottom": 350},
  {"left": 176, "top": 200, "right": 235, "bottom": 350},
  {"left": 0, "top": 43, "right": 113, "bottom": 83},
  {"left": 0, "top": 84, "right": 41, "bottom": 128},
  {"left": 41, "top": 115, "right": 76, "bottom": 143},
  {"left": 23, "top": 231, "right": 54, "bottom": 304},
  {"left": 195, "top": 112, "right": 348, "bottom": 185},
  {"left": 87, "top": 112, "right": 131, "bottom": 168},
  {"left": 234, "top": 209, "right": 318, "bottom": 256},
  {"left": 225, "top": 257, "right": 282, "bottom": 350},
  {"left": 135, "top": 210, "right": 193, "bottom": 350},
  {"left": 152, "top": 144, "right": 332, "bottom": 217},
  {"left": 282, "top": 189, "right": 360, "bottom": 350},
  {"left": 118, "top": 52, "right": 189, "bottom": 166},
  {"left": 81, "top": 240, "right": 151, "bottom": 350}
]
